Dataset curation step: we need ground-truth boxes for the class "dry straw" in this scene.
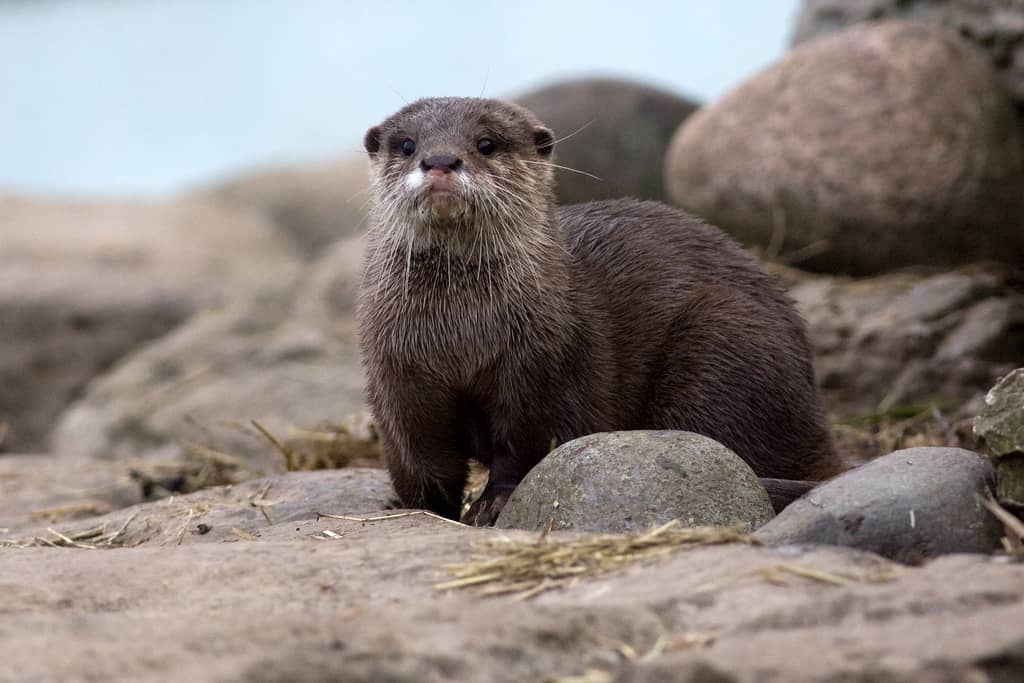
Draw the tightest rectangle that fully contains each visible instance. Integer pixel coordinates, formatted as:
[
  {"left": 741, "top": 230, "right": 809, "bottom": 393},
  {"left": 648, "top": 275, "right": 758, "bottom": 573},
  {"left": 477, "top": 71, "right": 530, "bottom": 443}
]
[
  {"left": 0, "top": 512, "right": 137, "bottom": 550},
  {"left": 981, "top": 495, "right": 1024, "bottom": 560},
  {"left": 436, "top": 519, "right": 756, "bottom": 600},
  {"left": 251, "top": 415, "right": 381, "bottom": 472}
]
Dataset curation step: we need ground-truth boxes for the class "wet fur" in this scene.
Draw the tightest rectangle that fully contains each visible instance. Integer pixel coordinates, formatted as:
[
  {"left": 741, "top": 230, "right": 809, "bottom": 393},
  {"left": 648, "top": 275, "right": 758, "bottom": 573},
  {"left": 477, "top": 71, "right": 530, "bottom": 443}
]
[{"left": 359, "top": 97, "right": 841, "bottom": 523}]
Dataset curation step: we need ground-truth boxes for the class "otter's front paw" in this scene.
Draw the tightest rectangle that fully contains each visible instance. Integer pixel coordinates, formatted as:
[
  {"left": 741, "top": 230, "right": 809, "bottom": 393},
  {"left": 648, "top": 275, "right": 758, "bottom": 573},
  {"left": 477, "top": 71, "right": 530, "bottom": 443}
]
[{"left": 460, "top": 486, "right": 515, "bottom": 526}]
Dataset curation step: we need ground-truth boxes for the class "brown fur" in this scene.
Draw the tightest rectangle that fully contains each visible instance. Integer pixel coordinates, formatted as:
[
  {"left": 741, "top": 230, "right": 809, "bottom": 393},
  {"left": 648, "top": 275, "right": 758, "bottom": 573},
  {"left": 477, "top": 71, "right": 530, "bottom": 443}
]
[{"left": 359, "top": 97, "right": 841, "bottom": 524}]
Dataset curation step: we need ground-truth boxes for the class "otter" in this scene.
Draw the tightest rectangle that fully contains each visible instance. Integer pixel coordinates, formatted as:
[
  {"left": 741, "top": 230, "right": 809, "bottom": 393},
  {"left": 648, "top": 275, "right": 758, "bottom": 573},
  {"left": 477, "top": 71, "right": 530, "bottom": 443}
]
[{"left": 358, "top": 97, "right": 842, "bottom": 525}]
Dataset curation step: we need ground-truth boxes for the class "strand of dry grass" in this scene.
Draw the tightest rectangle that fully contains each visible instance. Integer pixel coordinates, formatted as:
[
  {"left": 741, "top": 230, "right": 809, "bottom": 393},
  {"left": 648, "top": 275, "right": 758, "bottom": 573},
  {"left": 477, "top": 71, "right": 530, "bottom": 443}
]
[
  {"left": 249, "top": 480, "right": 276, "bottom": 525},
  {"left": 0, "top": 512, "right": 137, "bottom": 550},
  {"left": 30, "top": 502, "right": 106, "bottom": 520},
  {"left": 230, "top": 527, "right": 261, "bottom": 541},
  {"left": 436, "top": 520, "right": 755, "bottom": 599},
  {"left": 317, "top": 510, "right": 469, "bottom": 527},
  {"left": 694, "top": 558, "right": 895, "bottom": 594},
  {"left": 250, "top": 419, "right": 299, "bottom": 469},
  {"left": 745, "top": 562, "right": 849, "bottom": 586},
  {"left": 980, "top": 495, "right": 1024, "bottom": 560}
]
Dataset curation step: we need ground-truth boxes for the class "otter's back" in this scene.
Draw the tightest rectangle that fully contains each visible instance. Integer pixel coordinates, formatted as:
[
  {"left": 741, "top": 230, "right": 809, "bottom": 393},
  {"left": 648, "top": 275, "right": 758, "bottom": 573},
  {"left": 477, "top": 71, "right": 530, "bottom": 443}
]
[
  {"left": 559, "top": 198, "right": 802, "bottom": 339},
  {"left": 557, "top": 198, "right": 835, "bottom": 480}
]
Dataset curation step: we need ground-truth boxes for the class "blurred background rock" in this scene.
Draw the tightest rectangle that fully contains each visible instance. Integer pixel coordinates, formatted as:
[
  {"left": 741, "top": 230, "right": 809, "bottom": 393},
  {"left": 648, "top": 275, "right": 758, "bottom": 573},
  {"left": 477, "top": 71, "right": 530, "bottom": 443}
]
[{"left": 792, "top": 0, "right": 1024, "bottom": 124}]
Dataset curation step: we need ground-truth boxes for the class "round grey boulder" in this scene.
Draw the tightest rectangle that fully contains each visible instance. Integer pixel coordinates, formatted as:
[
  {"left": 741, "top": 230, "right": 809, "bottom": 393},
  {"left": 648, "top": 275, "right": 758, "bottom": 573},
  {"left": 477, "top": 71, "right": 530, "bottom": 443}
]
[
  {"left": 664, "top": 21, "right": 1024, "bottom": 275},
  {"left": 495, "top": 431, "right": 773, "bottom": 534},
  {"left": 515, "top": 78, "right": 698, "bottom": 205},
  {"left": 755, "top": 447, "right": 1003, "bottom": 564}
]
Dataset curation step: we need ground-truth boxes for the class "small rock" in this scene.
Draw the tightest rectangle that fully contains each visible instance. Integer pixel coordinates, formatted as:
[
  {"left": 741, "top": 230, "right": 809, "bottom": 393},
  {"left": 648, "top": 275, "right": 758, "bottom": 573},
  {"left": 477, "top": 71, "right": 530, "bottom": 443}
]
[
  {"left": 495, "top": 431, "right": 773, "bottom": 534},
  {"left": 755, "top": 447, "right": 1002, "bottom": 563},
  {"left": 515, "top": 78, "right": 698, "bottom": 205},
  {"left": 975, "top": 368, "right": 1024, "bottom": 507}
]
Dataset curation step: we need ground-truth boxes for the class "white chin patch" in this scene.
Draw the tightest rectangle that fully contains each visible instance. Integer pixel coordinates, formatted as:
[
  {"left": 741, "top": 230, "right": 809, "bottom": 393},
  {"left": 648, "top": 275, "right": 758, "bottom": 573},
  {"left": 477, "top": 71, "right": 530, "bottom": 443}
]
[{"left": 404, "top": 169, "right": 424, "bottom": 190}]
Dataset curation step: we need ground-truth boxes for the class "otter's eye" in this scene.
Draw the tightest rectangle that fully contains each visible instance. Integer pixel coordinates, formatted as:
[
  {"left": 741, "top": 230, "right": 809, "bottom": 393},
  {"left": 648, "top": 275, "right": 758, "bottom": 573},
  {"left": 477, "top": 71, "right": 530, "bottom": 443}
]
[
  {"left": 476, "top": 138, "right": 496, "bottom": 156},
  {"left": 401, "top": 138, "right": 416, "bottom": 156}
]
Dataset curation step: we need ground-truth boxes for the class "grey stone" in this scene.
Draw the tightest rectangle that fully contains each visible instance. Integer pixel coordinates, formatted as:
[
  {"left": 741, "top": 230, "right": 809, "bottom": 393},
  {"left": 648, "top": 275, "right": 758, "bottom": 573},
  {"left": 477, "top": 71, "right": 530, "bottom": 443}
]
[
  {"left": 495, "top": 431, "right": 773, "bottom": 534},
  {"left": 975, "top": 368, "right": 1024, "bottom": 506},
  {"left": 755, "top": 447, "right": 1003, "bottom": 563},
  {"left": 515, "top": 78, "right": 698, "bottom": 205},
  {"left": 792, "top": 0, "right": 1024, "bottom": 121},
  {"left": 664, "top": 21, "right": 1024, "bottom": 275}
]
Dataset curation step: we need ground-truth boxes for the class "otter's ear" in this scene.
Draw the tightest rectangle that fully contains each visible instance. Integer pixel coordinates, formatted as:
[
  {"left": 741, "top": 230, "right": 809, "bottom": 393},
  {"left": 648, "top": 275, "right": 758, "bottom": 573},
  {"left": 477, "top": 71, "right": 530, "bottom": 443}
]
[
  {"left": 364, "top": 126, "right": 382, "bottom": 156},
  {"left": 533, "top": 126, "right": 554, "bottom": 157}
]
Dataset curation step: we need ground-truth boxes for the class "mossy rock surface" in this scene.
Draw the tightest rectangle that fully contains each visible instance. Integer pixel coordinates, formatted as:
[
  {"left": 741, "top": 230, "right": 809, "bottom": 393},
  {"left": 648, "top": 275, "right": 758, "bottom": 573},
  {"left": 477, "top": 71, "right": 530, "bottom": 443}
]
[{"left": 975, "top": 368, "right": 1024, "bottom": 505}]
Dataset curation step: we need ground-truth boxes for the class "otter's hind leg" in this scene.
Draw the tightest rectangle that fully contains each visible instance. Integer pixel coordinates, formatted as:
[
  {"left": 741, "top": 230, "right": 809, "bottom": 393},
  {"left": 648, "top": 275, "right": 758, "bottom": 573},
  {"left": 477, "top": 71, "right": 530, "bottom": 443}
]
[{"left": 642, "top": 287, "right": 839, "bottom": 481}]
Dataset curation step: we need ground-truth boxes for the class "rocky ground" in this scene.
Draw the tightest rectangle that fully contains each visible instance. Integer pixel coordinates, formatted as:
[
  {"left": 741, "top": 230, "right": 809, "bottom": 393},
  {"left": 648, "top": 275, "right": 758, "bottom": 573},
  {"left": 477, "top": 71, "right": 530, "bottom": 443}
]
[
  {"left": 3, "top": 469, "right": 1024, "bottom": 683},
  {"left": 3, "top": 6, "right": 1024, "bottom": 682}
]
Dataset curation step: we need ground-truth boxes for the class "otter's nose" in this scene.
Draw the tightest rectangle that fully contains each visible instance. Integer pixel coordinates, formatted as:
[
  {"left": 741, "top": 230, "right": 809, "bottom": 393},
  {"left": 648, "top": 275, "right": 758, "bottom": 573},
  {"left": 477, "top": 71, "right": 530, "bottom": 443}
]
[{"left": 420, "top": 155, "right": 463, "bottom": 174}]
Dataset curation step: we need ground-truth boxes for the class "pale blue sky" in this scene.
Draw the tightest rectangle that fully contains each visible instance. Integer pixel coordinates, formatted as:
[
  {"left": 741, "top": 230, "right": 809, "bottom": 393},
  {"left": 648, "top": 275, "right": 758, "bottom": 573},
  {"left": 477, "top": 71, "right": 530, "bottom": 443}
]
[{"left": 0, "top": 1, "right": 800, "bottom": 196}]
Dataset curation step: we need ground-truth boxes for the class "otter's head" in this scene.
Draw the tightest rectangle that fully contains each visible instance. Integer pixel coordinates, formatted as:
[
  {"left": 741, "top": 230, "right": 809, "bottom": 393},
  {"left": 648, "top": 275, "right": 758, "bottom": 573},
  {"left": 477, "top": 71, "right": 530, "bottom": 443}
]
[{"left": 364, "top": 97, "right": 556, "bottom": 248}]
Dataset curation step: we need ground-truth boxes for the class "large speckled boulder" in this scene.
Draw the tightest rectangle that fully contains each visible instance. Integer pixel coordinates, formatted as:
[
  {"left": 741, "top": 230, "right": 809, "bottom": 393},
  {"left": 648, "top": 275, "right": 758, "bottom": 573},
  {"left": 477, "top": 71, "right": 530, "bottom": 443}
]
[
  {"left": 792, "top": 0, "right": 1024, "bottom": 119},
  {"left": 975, "top": 369, "right": 1024, "bottom": 507},
  {"left": 516, "top": 78, "right": 698, "bottom": 205},
  {"left": 51, "top": 235, "right": 366, "bottom": 471},
  {"left": 756, "top": 447, "right": 1002, "bottom": 563},
  {"left": 665, "top": 21, "right": 1024, "bottom": 275},
  {"left": 0, "top": 196, "right": 300, "bottom": 453},
  {"left": 199, "top": 157, "right": 371, "bottom": 258},
  {"left": 496, "top": 431, "right": 773, "bottom": 533}
]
